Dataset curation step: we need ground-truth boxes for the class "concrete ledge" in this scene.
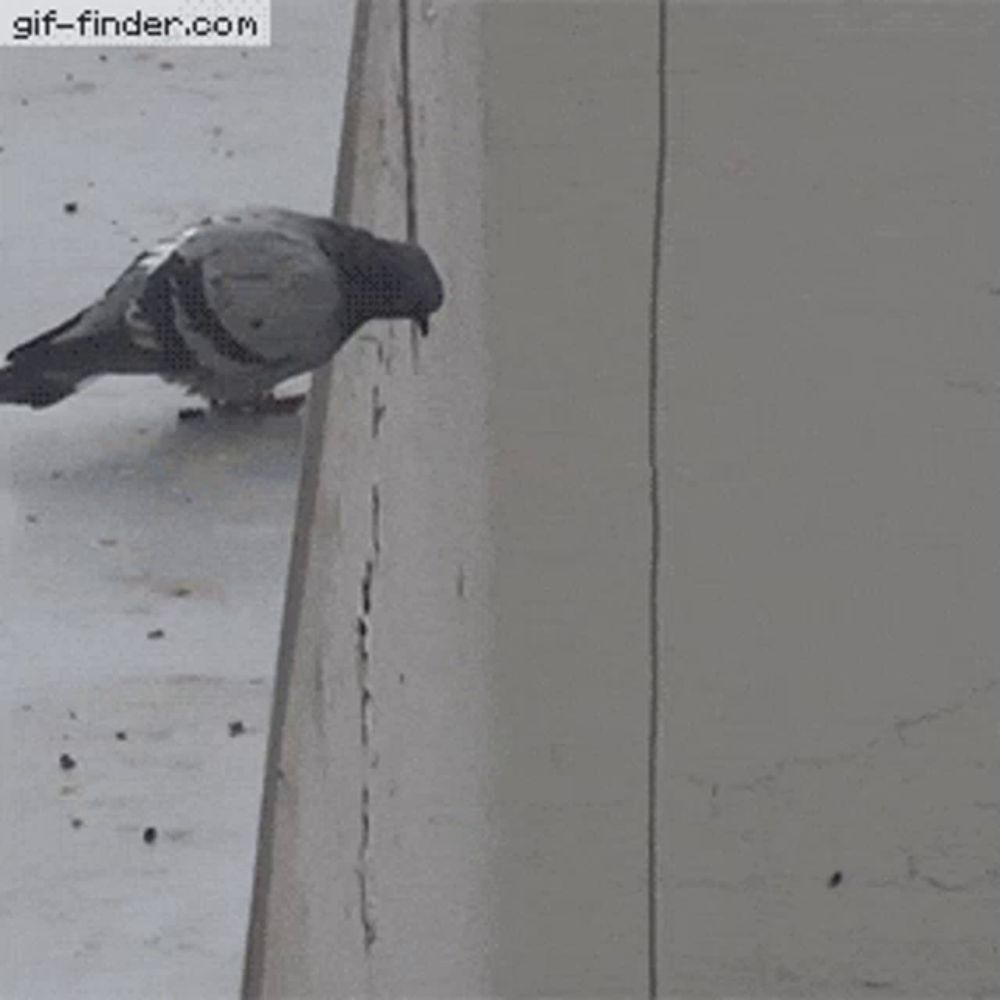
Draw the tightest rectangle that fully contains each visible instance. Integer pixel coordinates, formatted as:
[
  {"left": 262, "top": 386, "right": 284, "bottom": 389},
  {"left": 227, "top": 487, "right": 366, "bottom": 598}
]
[{"left": 244, "top": 0, "right": 659, "bottom": 995}]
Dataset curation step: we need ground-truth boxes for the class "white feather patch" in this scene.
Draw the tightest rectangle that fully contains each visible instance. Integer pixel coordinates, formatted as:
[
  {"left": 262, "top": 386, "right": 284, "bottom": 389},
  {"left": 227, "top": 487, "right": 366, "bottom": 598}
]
[{"left": 136, "top": 223, "right": 203, "bottom": 275}]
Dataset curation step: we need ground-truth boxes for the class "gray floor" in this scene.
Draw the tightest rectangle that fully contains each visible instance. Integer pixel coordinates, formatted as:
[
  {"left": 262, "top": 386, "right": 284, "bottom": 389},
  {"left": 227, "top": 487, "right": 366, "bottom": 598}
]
[{"left": 0, "top": 6, "right": 348, "bottom": 995}]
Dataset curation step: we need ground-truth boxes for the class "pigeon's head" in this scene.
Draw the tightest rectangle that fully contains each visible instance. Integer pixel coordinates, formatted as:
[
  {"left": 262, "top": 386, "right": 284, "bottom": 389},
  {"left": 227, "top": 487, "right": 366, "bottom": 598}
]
[{"left": 331, "top": 227, "right": 445, "bottom": 337}]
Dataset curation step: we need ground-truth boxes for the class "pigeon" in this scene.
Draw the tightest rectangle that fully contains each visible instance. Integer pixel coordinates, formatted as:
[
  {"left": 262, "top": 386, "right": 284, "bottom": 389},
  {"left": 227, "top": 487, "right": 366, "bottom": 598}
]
[{"left": 0, "top": 207, "right": 444, "bottom": 412}]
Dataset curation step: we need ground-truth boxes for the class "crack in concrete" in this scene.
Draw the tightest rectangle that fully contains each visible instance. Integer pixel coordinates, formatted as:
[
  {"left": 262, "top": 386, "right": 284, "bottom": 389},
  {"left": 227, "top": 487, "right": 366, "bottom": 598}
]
[
  {"left": 354, "top": 471, "right": 385, "bottom": 960},
  {"left": 355, "top": 607, "right": 376, "bottom": 956},
  {"left": 370, "top": 485, "right": 381, "bottom": 557},
  {"left": 371, "top": 385, "right": 387, "bottom": 438},
  {"left": 708, "top": 676, "right": 1000, "bottom": 797},
  {"left": 899, "top": 852, "right": 1000, "bottom": 895},
  {"left": 893, "top": 677, "right": 999, "bottom": 746}
]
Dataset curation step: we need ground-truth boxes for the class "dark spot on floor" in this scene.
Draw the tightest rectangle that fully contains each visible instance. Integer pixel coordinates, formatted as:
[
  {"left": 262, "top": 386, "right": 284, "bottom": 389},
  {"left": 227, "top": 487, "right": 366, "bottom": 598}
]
[
  {"left": 63, "top": 201, "right": 79, "bottom": 215},
  {"left": 178, "top": 407, "right": 207, "bottom": 421},
  {"left": 26, "top": 514, "right": 38, "bottom": 524},
  {"left": 71, "top": 817, "right": 84, "bottom": 829},
  {"left": 68, "top": 710, "right": 77, "bottom": 720},
  {"left": 249, "top": 317, "right": 264, "bottom": 329},
  {"left": 827, "top": 870, "right": 843, "bottom": 888},
  {"left": 147, "top": 628, "right": 165, "bottom": 640},
  {"left": 98, "top": 54, "right": 108, "bottom": 62},
  {"left": 159, "top": 61, "right": 174, "bottom": 70},
  {"left": 142, "top": 826, "right": 158, "bottom": 844},
  {"left": 170, "top": 586, "right": 192, "bottom": 598},
  {"left": 115, "top": 730, "right": 128, "bottom": 741},
  {"left": 228, "top": 720, "right": 246, "bottom": 737},
  {"left": 59, "top": 753, "right": 77, "bottom": 771}
]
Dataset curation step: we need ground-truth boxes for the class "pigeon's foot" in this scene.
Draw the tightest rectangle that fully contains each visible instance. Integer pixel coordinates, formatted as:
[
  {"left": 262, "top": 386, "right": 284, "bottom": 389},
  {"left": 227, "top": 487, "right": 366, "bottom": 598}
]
[{"left": 208, "top": 393, "right": 307, "bottom": 417}]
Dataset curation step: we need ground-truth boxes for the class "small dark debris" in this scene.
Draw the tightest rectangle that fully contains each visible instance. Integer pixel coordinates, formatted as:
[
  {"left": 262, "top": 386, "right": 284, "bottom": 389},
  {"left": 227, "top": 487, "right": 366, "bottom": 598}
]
[
  {"left": 170, "top": 586, "right": 192, "bottom": 598},
  {"left": 158, "top": 61, "right": 175, "bottom": 70},
  {"left": 249, "top": 317, "right": 264, "bottom": 329},
  {"left": 63, "top": 201, "right": 79, "bottom": 215},
  {"left": 20, "top": 98, "right": 29, "bottom": 107},
  {"left": 50, "top": 470, "right": 64, "bottom": 480},
  {"left": 142, "top": 826, "right": 158, "bottom": 844},
  {"left": 59, "top": 753, "right": 77, "bottom": 771},
  {"left": 26, "top": 514, "right": 38, "bottom": 524},
  {"left": 68, "top": 710, "right": 77, "bottom": 721},
  {"left": 97, "top": 538, "right": 117, "bottom": 547},
  {"left": 21, "top": 704, "right": 32, "bottom": 712},
  {"left": 71, "top": 817, "right": 84, "bottom": 829},
  {"left": 228, "top": 720, "right": 246, "bottom": 737},
  {"left": 146, "top": 628, "right": 165, "bottom": 640},
  {"left": 398, "top": 673, "right": 406, "bottom": 685},
  {"left": 827, "top": 870, "right": 843, "bottom": 889},
  {"left": 98, "top": 54, "right": 108, "bottom": 62},
  {"left": 65, "top": 73, "right": 74, "bottom": 81},
  {"left": 224, "top": 150, "right": 235, "bottom": 159},
  {"left": 178, "top": 407, "right": 207, "bottom": 422},
  {"left": 115, "top": 730, "right": 128, "bottom": 741}
]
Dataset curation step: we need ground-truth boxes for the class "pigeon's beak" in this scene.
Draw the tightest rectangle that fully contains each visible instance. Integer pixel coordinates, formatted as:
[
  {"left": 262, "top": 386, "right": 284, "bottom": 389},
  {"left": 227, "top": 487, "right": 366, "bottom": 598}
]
[{"left": 416, "top": 314, "right": 430, "bottom": 338}]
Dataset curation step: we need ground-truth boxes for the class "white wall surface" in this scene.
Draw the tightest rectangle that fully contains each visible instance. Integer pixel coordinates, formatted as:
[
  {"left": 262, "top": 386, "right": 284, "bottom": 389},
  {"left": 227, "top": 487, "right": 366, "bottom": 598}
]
[
  {"left": 247, "top": 1, "right": 1000, "bottom": 998},
  {"left": 0, "top": 4, "right": 351, "bottom": 996},
  {"left": 661, "top": 2, "right": 1000, "bottom": 995}
]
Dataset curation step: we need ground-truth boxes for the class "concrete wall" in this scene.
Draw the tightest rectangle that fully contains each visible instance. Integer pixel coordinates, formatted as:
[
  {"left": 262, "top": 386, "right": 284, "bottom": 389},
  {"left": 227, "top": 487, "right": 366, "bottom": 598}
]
[
  {"left": 244, "top": 0, "right": 657, "bottom": 996},
  {"left": 246, "top": 0, "right": 1000, "bottom": 997},
  {"left": 660, "top": 1, "right": 1000, "bottom": 995}
]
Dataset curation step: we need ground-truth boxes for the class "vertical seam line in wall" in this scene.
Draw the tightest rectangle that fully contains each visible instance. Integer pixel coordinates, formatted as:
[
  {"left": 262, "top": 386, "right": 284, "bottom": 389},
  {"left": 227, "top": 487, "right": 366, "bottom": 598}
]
[
  {"left": 647, "top": 0, "right": 668, "bottom": 996},
  {"left": 399, "top": 0, "right": 418, "bottom": 242}
]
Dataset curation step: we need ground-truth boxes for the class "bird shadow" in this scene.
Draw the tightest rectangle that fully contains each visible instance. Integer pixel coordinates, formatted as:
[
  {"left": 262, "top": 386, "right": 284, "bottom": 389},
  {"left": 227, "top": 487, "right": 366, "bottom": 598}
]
[{"left": 5, "top": 379, "right": 306, "bottom": 540}]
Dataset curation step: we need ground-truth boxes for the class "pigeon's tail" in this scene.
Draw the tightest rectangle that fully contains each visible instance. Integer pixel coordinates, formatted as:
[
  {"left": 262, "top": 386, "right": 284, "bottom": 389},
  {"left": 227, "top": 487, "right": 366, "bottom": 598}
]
[
  {"left": 0, "top": 363, "right": 79, "bottom": 408},
  {"left": 1, "top": 311, "right": 96, "bottom": 408},
  {"left": 2, "top": 306, "right": 162, "bottom": 408}
]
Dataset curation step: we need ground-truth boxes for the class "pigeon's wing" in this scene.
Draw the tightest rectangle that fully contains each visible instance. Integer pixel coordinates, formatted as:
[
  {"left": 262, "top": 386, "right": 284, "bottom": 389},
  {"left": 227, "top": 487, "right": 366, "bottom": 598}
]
[{"left": 159, "top": 219, "right": 344, "bottom": 381}]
